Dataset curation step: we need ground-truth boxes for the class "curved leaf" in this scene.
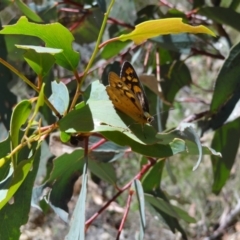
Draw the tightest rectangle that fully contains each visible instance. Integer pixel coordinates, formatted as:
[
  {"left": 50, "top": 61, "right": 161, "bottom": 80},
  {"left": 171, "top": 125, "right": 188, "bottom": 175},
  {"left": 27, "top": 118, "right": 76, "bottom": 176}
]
[
  {"left": 118, "top": 18, "right": 215, "bottom": 45},
  {"left": 134, "top": 179, "right": 146, "bottom": 240},
  {"left": 16, "top": 45, "right": 62, "bottom": 77},
  {"left": 199, "top": 6, "right": 240, "bottom": 32},
  {"left": 10, "top": 100, "right": 32, "bottom": 167},
  {"left": 88, "top": 160, "right": 116, "bottom": 184},
  {"left": 176, "top": 123, "right": 202, "bottom": 171},
  {"left": 141, "top": 160, "right": 165, "bottom": 192},
  {"left": 211, "top": 117, "right": 240, "bottom": 194},
  {"left": 0, "top": 16, "right": 79, "bottom": 70},
  {"left": 0, "top": 143, "right": 41, "bottom": 240},
  {"left": 49, "top": 81, "right": 69, "bottom": 115},
  {"left": 101, "top": 41, "right": 130, "bottom": 59},
  {"left": 66, "top": 162, "right": 88, "bottom": 240},
  {"left": 210, "top": 42, "right": 240, "bottom": 112},
  {"left": 15, "top": 0, "right": 43, "bottom": 23}
]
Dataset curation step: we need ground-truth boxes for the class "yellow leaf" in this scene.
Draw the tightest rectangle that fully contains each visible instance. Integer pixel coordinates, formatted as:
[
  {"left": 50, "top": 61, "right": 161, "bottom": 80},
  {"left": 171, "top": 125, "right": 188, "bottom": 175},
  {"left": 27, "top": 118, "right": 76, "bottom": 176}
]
[{"left": 119, "top": 18, "right": 216, "bottom": 45}]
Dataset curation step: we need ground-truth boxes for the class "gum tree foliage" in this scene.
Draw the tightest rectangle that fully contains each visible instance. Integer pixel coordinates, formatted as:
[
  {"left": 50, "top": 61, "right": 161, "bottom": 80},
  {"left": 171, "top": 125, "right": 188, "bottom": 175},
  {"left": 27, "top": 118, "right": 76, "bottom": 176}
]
[{"left": 0, "top": 0, "right": 239, "bottom": 239}]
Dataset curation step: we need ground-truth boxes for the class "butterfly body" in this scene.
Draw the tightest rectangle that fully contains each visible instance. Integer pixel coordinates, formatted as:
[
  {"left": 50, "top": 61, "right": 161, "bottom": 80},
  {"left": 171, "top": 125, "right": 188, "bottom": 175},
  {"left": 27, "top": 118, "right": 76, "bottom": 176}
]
[{"left": 106, "top": 62, "right": 153, "bottom": 125}]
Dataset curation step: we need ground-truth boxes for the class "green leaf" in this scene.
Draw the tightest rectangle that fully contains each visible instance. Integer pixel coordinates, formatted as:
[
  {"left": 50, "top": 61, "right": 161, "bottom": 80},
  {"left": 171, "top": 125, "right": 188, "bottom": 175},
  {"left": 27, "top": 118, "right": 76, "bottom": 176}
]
[
  {"left": 161, "top": 62, "right": 192, "bottom": 103},
  {"left": 156, "top": 126, "right": 221, "bottom": 157},
  {"left": 199, "top": 6, "right": 240, "bottom": 32},
  {"left": 202, "top": 90, "right": 240, "bottom": 131},
  {"left": 0, "top": 16, "right": 79, "bottom": 70},
  {"left": 59, "top": 81, "right": 187, "bottom": 158},
  {"left": 101, "top": 41, "right": 130, "bottom": 59},
  {"left": 66, "top": 162, "right": 88, "bottom": 240},
  {"left": 39, "top": 71, "right": 57, "bottom": 124},
  {"left": 210, "top": 42, "right": 240, "bottom": 112},
  {"left": 15, "top": 45, "right": 62, "bottom": 76},
  {"left": 49, "top": 81, "right": 70, "bottom": 115},
  {"left": 10, "top": 100, "right": 32, "bottom": 167},
  {"left": 152, "top": 33, "right": 205, "bottom": 54},
  {"left": 56, "top": 134, "right": 127, "bottom": 163},
  {"left": 16, "top": 45, "right": 63, "bottom": 54},
  {"left": 74, "top": 8, "right": 103, "bottom": 44},
  {"left": 89, "top": 160, "right": 116, "bottom": 185},
  {"left": 146, "top": 190, "right": 188, "bottom": 239},
  {"left": 141, "top": 160, "right": 165, "bottom": 192},
  {"left": 59, "top": 101, "right": 187, "bottom": 157},
  {"left": 49, "top": 173, "right": 80, "bottom": 223},
  {"left": 59, "top": 82, "right": 155, "bottom": 142},
  {"left": 145, "top": 193, "right": 195, "bottom": 223},
  {"left": 15, "top": 0, "right": 43, "bottom": 23},
  {"left": 102, "top": 132, "right": 187, "bottom": 157},
  {"left": 176, "top": 123, "right": 202, "bottom": 171},
  {"left": 34, "top": 83, "right": 45, "bottom": 115},
  {"left": 229, "top": 0, "right": 240, "bottom": 10},
  {"left": 134, "top": 180, "right": 146, "bottom": 240},
  {"left": 0, "top": 143, "right": 41, "bottom": 239},
  {"left": 88, "top": 136, "right": 127, "bottom": 163},
  {"left": 0, "top": 19, "right": 17, "bottom": 130},
  {"left": 45, "top": 150, "right": 85, "bottom": 222},
  {"left": 211, "top": 117, "right": 240, "bottom": 194},
  {"left": 60, "top": 131, "right": 71, "bottom": 143},
  {"left": 160, "top": 61, "right": 192, "bottom": 129},
  {"left": 0, "top": 159, "right": 33, "bottom": 210},
  {"left": 48, "top": 149, "right": 84, "bottom": 182},
  {"left": 0, "top": 135, "right": 11, "bottom": 181},
  {"left": 193, "top": 0, "right": 205, "bottom": 8}
]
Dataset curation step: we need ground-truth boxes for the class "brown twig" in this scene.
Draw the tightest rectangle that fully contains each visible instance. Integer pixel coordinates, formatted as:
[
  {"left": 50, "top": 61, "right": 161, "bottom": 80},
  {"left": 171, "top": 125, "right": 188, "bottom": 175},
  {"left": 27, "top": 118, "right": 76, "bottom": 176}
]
[
  {"left": 181, "top": 110, "right": 209, "bottom": 123},
  {"left": 205, "top": 199, "right": 240, "bottom": 240},
  {"left": 191, "top": 48, "right": 225, "bottom": 60}
]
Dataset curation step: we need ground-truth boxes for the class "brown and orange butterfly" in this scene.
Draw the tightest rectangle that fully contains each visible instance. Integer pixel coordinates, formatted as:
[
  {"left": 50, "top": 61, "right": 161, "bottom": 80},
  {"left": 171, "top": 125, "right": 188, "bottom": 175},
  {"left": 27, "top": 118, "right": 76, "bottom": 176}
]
[{"left": 106, "top": 62, "right": 154, "bottom": 125}]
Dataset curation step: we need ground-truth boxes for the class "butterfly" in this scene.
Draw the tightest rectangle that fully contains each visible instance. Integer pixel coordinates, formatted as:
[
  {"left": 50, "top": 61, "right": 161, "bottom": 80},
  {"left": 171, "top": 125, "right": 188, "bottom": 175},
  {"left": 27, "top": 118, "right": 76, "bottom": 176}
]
[{"left": 106, "top": 62, "right": 154, "bottom": 125}]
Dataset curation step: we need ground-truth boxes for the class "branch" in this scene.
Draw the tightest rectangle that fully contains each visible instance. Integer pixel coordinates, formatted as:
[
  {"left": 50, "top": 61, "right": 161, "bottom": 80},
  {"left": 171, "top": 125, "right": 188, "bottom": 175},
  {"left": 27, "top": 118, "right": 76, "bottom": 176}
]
[
  {"left": 85, "top": 158, "right": 157, "bottom": 230},
  {"left": 205, "top": 199, "right": 240, "bottom": 240}
]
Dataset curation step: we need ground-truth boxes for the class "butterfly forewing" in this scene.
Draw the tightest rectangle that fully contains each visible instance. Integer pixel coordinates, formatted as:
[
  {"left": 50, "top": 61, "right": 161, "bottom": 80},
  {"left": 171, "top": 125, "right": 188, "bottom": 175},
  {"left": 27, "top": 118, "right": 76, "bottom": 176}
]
[
  {"left": 106, "top": 62, "right": 154, "bottom": 124},
  {"left": 120, "top": 62, "right": 150, "bottom": 113},
  {"left": 106, "top": 72, "right": 148, "bottom": 124}
]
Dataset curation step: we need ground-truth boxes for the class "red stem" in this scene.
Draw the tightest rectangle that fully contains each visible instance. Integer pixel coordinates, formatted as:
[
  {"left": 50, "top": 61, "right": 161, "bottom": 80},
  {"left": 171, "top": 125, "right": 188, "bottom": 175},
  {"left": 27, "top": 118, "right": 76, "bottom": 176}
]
[
  {"left": 116, "top": 189, "right": 134, "bottom": 239},
  {"left": 159, "top": 0, "right": 174, "bottom": 8},
  {"left": 85, "top": 158, "right": 156, "bottom": 230},
  {"left": 59, "top": 8, "right": 80, "bottom": 13},
  {"left": 69, "top": 11, "right": 91, "bottom": 32},
  {"left": 108, "top": 17, "right": 134, "bottom": 29},
  {"left": 90, "top": 138, "right": 107, "bottom": 151}
]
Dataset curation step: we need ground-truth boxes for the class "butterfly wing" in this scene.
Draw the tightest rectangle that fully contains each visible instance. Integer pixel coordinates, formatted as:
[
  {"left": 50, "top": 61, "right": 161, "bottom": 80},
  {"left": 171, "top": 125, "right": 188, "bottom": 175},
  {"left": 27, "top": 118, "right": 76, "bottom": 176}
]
[
  {"left": 120, "top": 62, "right": 150, "bottom": 113},
  {"left": 106, "top": 72, "right": 148, "bottom": 124}
]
